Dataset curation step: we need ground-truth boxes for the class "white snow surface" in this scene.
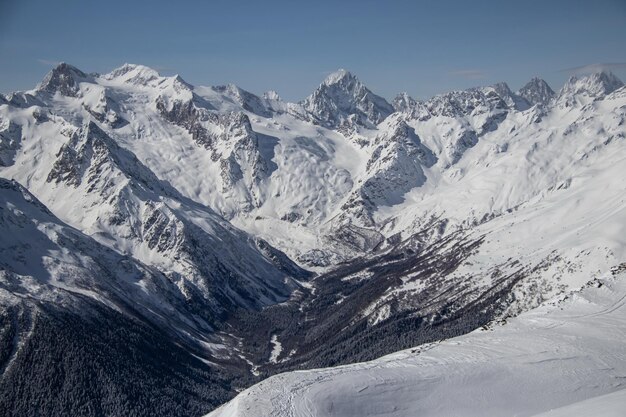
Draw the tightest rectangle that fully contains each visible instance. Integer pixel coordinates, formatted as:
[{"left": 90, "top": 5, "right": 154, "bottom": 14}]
[
  {"left": 531, "top": 389, "right": 626, "bottom": 417},
  {"left": 208, "top": 268, "right": 626, "bottom": 417},
  {"left": 268, "top": 334, "right": 283, "bottom": 364},
  {"left": 2, "top": 64, "right": 624, "bottom": 278},
  {"left": 2, "top": 62, "right": 626, "bottom": 374}
]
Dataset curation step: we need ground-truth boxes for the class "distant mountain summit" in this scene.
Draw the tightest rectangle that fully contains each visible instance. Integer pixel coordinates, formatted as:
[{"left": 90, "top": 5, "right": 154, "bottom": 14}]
[
  {"left": 37, "top": 62, "right": 91, "bottom": 96},
  {"left": 392, "top": 92, "right": 418, "bottom": 113},
  {"left": 517, "top": 77, "right": 555, "bottom": 106},
  {"left": 301, "top": 69, "right": 394, "bottom": 127},
  {"left": 557, "top": 71, "right": 624, "bottom": 105}
]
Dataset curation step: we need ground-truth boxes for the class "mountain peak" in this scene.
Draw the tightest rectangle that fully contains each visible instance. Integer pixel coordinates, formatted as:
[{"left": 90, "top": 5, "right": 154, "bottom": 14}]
[
  {"left": 104, "top": 63, "right": 161, "bottom": 85},
  {"left": 487, "top": 82, "right": 530, "bottom": 110},
  {"left": 323, "top": 68, "right": 356, "bottom": 85},
  {"left": 263, "top": 90, "right": 282, "bottom": 101},
  {"left": 37, "top": 62, "right": 89, "bottom": 97},
  {"left": 491, "top": 81, "right": 513, "bottom": 95},
  {"left": 392, "top": 92, "right": 417, "bottom": 112},
  {"left": 517, "top": 77, "right": 555, "bottom": 106},
  {"left": 560, "top": 71, "right": 624, "bottom": 100},
  {"left": 302, "top": 69, "right": 393, "bottom": 127}
]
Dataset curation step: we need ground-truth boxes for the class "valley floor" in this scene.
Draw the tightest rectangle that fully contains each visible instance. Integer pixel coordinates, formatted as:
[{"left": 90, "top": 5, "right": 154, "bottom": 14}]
[{"left": 208, "top": 266, "right": 626, "bottom": 417}]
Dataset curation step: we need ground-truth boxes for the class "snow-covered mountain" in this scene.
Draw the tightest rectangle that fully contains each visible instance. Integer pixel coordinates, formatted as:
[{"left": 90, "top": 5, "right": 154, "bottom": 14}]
[
  {"left": 300, "top": 69, "right": 395, "bottom": 128},
  {"left": 0, "top": 178, "right": 237, "bottom": 415},
  {"left": 556, "top": 71, "right": 624, "bottom": 106},
  {"left": 517, "top": 76, "right": 555, "bottom": 105},
  {"left": 1, "top": 63, "right": 625, "bottom": 416}
]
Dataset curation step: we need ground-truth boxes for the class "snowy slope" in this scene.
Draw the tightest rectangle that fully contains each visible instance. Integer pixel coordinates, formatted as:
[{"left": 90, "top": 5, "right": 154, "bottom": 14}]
[
  {"left": 2, "top": 61, "right": 625, "bottom": 333},
  {"left": 363, "top": 83, "right": 626, "bottom": 319},
  {"left": 4, "top": 63, "right": 623, "bottom": 273},
  {"left": 1, "top": 63, "right": 626, "bottom": 416},
  {"left": 0, "top": 66, "right": 308, "bottom": 320},
  {"left": 0, "top": 178, "right": 214, "bottom": 344},
  {"left": 1, "top": 61, "right": 625, "bottom": 349},
  {"left": 208, "top": 266, "right": 626, "bottom": 417},
  {"left": 0, "top": 179, "right": 241, "bottom": 416},
  {"left": 531, "top": 389, "right": 626, "bottom": 417}
]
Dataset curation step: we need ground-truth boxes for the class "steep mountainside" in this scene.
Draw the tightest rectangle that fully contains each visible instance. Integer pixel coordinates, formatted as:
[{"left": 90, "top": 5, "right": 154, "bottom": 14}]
[{"left": 0, "top": 179, "right": 235, "bottom": 416}]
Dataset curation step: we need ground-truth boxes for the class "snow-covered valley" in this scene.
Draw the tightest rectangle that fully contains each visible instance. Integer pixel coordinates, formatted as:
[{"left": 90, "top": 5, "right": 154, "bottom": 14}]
[{"left": 209, "top": 266, "right": 626, "bottom": 417}]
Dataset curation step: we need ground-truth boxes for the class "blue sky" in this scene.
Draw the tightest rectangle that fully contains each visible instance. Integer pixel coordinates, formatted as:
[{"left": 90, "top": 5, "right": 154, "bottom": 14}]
[{"left": 1, "top": 0, "right": 625, "bottom": 101}]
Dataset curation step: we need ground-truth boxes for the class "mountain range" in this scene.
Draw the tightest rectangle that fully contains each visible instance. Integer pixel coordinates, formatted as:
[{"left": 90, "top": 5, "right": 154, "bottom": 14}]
[{"left": 0, "top": 63, "right": 625, "bottom": 416}]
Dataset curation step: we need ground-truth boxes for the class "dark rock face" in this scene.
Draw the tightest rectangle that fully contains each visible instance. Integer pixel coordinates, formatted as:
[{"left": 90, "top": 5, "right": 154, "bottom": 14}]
[
  {"left": 47, "top": 122, "right": 102, "bottom": 187},
  {"left": 445, "top": 129, "right": 478, "bottom": 167},
  {"left": 47, "top": 121, "right": 161, "bottom": 194},
  {"left": 157, "top": 96, "right": 220, "bottom": 151},
  {"left": 0, "top": 122, "right": 22, "bottom": 167},
  {"left": 38, "top": 63, "right": 89, "bottom": 97},
  {"left": 157, "top": 96, "right": 273, "bottom": 212},
  {"left": 518, "top": 77, "right": 555, "bottom": 106}
]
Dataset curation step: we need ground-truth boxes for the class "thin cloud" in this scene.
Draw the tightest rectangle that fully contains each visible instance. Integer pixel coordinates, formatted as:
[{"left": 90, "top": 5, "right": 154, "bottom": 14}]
[
  {"left": 449, "top": 69, "right": 486, "bottom": 80},
  {"left": 560, "top": 62, "right": 626, "bottom": 75},
  {"left": 37, "top": 58, "right": 61, "bottom": 66}
]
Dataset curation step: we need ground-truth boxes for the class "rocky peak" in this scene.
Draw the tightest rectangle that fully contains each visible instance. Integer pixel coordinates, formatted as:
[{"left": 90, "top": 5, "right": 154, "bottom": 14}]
[
  {"left": 378, "top": 118, "right": 437, "bottom": 166},
  {"left": 322, "top": 68, "right": 356, "bottom": 86},
  {"left": 341, "top": 118, "right": 435, "bottom": 227},
  {"left": 486, "top": 82, "right": 530, "bottom": 111},
  {"left": 392, "top": 92, "right": 418, "bottom": 113},
  {"left": 301, "top": 69, "right": 394, "bottom": 128},
  {"left": 213, "top": 84, "right": 272, "bottom": 117},
  {"left": 517, "top": 77, "right": 555, "bottom": 106},
  {"left": 426, "top": 88, "right": 506, "bottom": 117},
  {"left": 491, "top": 82, "right": 514, "bottom": 98},
  {"left": 37, "top": 63, "right": 90, "bottom": 97},
  {"left": 263, "top": 90, "right": 282, "bottom": 101},
  {"left": 47, "top": 121, "right": 162, "bottom": 196},
  {"left": 559, "top": 71, "right": 624, "bottom": 101}
]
